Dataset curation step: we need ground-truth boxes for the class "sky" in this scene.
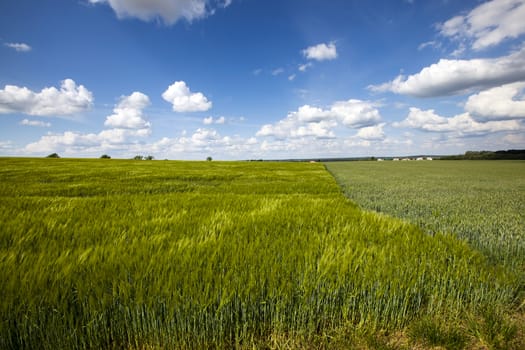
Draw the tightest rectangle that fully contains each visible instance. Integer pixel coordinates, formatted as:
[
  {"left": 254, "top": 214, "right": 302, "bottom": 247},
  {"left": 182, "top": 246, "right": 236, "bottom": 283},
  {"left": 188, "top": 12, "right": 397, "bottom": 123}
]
[{"left": 1, "top": 0, "right": 524, "bottom": 160}]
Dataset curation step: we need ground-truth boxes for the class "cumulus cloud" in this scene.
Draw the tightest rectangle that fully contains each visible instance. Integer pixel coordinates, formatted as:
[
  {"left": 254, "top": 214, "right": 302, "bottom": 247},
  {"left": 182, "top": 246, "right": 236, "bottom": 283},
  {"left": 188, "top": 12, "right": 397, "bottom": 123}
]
[
  {"left": 162, "top": 81, "right": 212, "bottom": 112},
  {"left": 356, "top": 123, "right": 386, "bottom": 140},
  {"left": 191, "top": 128, "right": 220, "bottom": 146},
  {"left": 257, "top": 118, "right": 336, "bottom": 140},
  {"left": 331, "top": 100, "right": 382, "bottom": 128},
  {"left": 302, "top": 42, "right": 337, "bottom": 61},
  {"left": 394, "top": 107, "right": 522, "bottom": 136},
  {"left": 88, "top": 0, "right": 231, "bottom": 25},
  {"left": 256, "top": 99, "right": 381, "bottom": 139},
  {"left": 0, "top": 79, "right": 93, "bottom": 116},
  {"left": 144, "top": 128, "right": 258, "bottom": 159},
  {"left": 25, "top": 128, "right": 151, "bottom": 154},
  {"left": 20, "top": 119, "right": 51, "bottom": 127},
  {"left": 465, "top": 82, "right": 525, "bottom": 120},
  {"left": 4, "top": 42, "right": 31, "bottom": 52},
  {"left": 104, "top": 92, "right": 151, "bottom": 129},
  {"left": 439, "top": 0, "right": 525, "bottom": 50},
  {"left": 369, "top": 46, "right": 525, "bottom": 97}
]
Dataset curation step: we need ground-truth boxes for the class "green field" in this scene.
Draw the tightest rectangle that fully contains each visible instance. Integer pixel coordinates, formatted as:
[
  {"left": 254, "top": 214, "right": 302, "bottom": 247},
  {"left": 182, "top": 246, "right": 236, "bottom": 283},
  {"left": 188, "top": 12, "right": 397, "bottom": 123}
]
[
  {"left": 0, "top": 158, "right": 523, "bottom": 349},
  {"left": 325, "top": 161, "right": 525, "bottom": 270}
]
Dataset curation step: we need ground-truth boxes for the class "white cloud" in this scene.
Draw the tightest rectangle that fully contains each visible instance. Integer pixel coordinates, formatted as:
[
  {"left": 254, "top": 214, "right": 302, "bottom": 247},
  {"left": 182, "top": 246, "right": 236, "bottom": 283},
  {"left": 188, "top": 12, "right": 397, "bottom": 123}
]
[
  {"left": 395, "top": 107, "right": 522, "bottom": 135},
  {"left": 356, "top": 123, "right": 386, "bottom": 140},
  {"left": 104, "top": 92, "right": 151, "bottom": 129},
  {"left": 88, "top": 0, "right": 225, "bottom": 25},
  {"left": 298, "top": 62, "right": 313, "bottom": 72},
  {"left": 0, "top": 79, "right": 93, "bottom": 116},
  {"left": 20, "top": 119, "right": 51, "bottom": 127},
  {"left": 25, "top": 127, "right": 151, "bottom": 154},
  {"left": 203, "top": 116, "right": 225, "bottom": 125},
  {"left": 144, "top": 128, "right": 257, "bottom": 159},
  {"left": 256, "top": 99, "right": 381, "bottom": 139},
  {"left": 439, "top": 0, "right": 525, "bottom": 50},
  {"left": 465, "top": 82, "right": 525, "bottom": 120},
  {"left": 417, "top": 40, "right": 441, "bottom": 51},
  {"left": 302, "top": 42, "right": 337, "bottom": 61},
  {"left": 288, "top": 74, "right": 296, "bottom": 81},
  {"left": 331, "top": 100, "right": 382, "bottom": 128},
  {"left": 369, "top": 46, "right": 525, "bottom": 97},
  {"left": 162, "top": 81, "right": 212, "bottom": 112},
  {"left": 4, "top": 42, "right": 31, "bottom": 52},
  {"left": 191, "top": 128, "right": 219, "bottom": 146},
  {"left": 257, "top": 118, "right": 336, "bottom": 140}
]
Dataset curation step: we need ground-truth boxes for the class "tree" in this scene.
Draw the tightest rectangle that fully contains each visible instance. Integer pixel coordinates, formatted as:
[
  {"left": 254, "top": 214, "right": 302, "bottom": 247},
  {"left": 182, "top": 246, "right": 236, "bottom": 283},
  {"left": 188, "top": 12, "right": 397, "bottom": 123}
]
[
  {"left": 206, "top": 156, "right": 213, "bottom": 161},
  {"left": 46, "top": 153, "right": 60, "bottom": 158},
  {"left": 145, "top": 155, "right": 154, "bottom": 160},
  {"left": 100, "top": 154, "right": 111, "bottom": 159},
  {"left": 133, "top": 155, "right": 144, "bottom": 160}
]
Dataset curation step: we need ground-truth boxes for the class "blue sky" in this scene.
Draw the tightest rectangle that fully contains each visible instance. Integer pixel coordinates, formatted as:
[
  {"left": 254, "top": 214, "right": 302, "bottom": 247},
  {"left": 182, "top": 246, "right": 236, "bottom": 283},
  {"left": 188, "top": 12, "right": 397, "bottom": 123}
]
[{"left": 1, "top": 0, "right": 524, "bottom": 159}]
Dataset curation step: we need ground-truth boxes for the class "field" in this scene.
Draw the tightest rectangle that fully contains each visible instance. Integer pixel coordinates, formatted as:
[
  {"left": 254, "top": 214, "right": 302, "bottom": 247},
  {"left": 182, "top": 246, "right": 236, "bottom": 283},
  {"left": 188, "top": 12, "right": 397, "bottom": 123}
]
[
  {"left": 0, "top": 158, "right": 523, "bottom": 349},
  {"left": 325, "top": 161, "right": 525, "bottom": 271}
]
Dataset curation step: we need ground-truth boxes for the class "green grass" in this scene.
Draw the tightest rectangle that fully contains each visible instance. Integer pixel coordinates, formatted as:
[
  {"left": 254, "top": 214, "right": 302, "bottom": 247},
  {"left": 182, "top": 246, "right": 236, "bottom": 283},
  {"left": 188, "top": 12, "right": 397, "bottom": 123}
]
[{"left": 0, "top": 158, "right": 522, "bottom": 348}]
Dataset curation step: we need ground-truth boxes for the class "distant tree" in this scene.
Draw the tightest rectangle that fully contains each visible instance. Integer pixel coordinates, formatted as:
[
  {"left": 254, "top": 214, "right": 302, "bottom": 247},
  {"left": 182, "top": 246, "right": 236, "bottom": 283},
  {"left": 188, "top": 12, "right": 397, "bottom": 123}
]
[
  {"left": 46, "top": 153, "right": 60, "bottom": 158},
  {"left": 100, "top": 154, "right": 111, "bottom": 159},
  {"left": 145, "top": 155, "right": 154, "bottom": 160},
  {"left": 206, "top": 156, "right": 213, "bottom": 161},
  {"left": 133, "top": 155, "right": 144, "bottom": 160}
]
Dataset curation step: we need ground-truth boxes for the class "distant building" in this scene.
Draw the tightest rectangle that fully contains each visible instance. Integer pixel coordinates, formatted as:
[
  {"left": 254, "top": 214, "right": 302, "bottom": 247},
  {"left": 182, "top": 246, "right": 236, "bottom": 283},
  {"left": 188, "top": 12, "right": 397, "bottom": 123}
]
[
  {"left": 377, "top": 158, "right": 384, "bottom": 161},
  {"left": 393, "top": 158, "right": 400, "bottom": 161},
  {"left": 426, "top": 157, "right": 433, "bottom": 161}
]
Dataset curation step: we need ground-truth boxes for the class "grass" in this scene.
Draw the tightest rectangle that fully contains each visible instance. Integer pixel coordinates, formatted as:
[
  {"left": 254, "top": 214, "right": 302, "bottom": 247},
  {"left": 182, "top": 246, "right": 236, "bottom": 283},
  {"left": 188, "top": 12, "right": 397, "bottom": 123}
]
[{"left": 0, "top": 158, "right": 522, "bottom": 348}]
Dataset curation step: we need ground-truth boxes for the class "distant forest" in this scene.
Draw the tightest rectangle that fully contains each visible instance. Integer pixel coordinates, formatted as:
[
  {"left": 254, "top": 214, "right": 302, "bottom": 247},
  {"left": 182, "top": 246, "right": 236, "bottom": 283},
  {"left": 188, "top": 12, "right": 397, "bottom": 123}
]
[{"left": 442, "top": 149, "right": 525, "bottom": 160}]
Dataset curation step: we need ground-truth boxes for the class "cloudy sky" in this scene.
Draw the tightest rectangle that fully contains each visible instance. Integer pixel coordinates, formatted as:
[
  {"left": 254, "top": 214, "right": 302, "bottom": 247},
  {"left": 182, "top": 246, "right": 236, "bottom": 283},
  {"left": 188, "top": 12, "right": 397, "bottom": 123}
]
[{"left": 1, "top": 0, "right": 524, "bottom": 159}]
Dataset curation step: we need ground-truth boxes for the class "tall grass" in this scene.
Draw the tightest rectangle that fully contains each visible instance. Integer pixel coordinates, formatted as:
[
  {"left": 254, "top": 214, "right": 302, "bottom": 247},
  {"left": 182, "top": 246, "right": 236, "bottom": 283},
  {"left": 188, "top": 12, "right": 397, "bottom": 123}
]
[{"left": 0, "top": 158, "right": 520, "bottom": 348}]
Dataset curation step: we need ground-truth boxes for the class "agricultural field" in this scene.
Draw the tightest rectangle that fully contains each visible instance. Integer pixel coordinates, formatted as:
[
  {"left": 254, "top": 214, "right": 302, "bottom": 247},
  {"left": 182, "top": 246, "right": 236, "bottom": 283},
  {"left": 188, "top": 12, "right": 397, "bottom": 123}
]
[
  {"left": 0, "top": 158, "right": 523, "bottom": 349},
  {"left": 326, "top": 160, "right": 525, "bottom": 347},
  {"left": 325, "top": 161, "right": 525, "bottom": 271}
]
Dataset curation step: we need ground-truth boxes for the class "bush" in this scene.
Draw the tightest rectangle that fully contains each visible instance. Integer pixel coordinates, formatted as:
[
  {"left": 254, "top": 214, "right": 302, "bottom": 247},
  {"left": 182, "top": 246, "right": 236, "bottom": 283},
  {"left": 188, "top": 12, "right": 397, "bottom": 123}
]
[
  {"left": 46, "top": 153, "right": 60, "bottom": 158},
  {"left": 100, "top": 154, "right": 111, "bottom": 159}
]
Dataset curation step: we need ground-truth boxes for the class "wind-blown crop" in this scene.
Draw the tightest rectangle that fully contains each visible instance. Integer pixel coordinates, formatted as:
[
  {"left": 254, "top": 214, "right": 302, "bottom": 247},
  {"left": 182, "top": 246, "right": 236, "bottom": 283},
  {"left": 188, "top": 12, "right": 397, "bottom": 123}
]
[{"left": 0, "top": 158, "right": 519, "bottom": 348}]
